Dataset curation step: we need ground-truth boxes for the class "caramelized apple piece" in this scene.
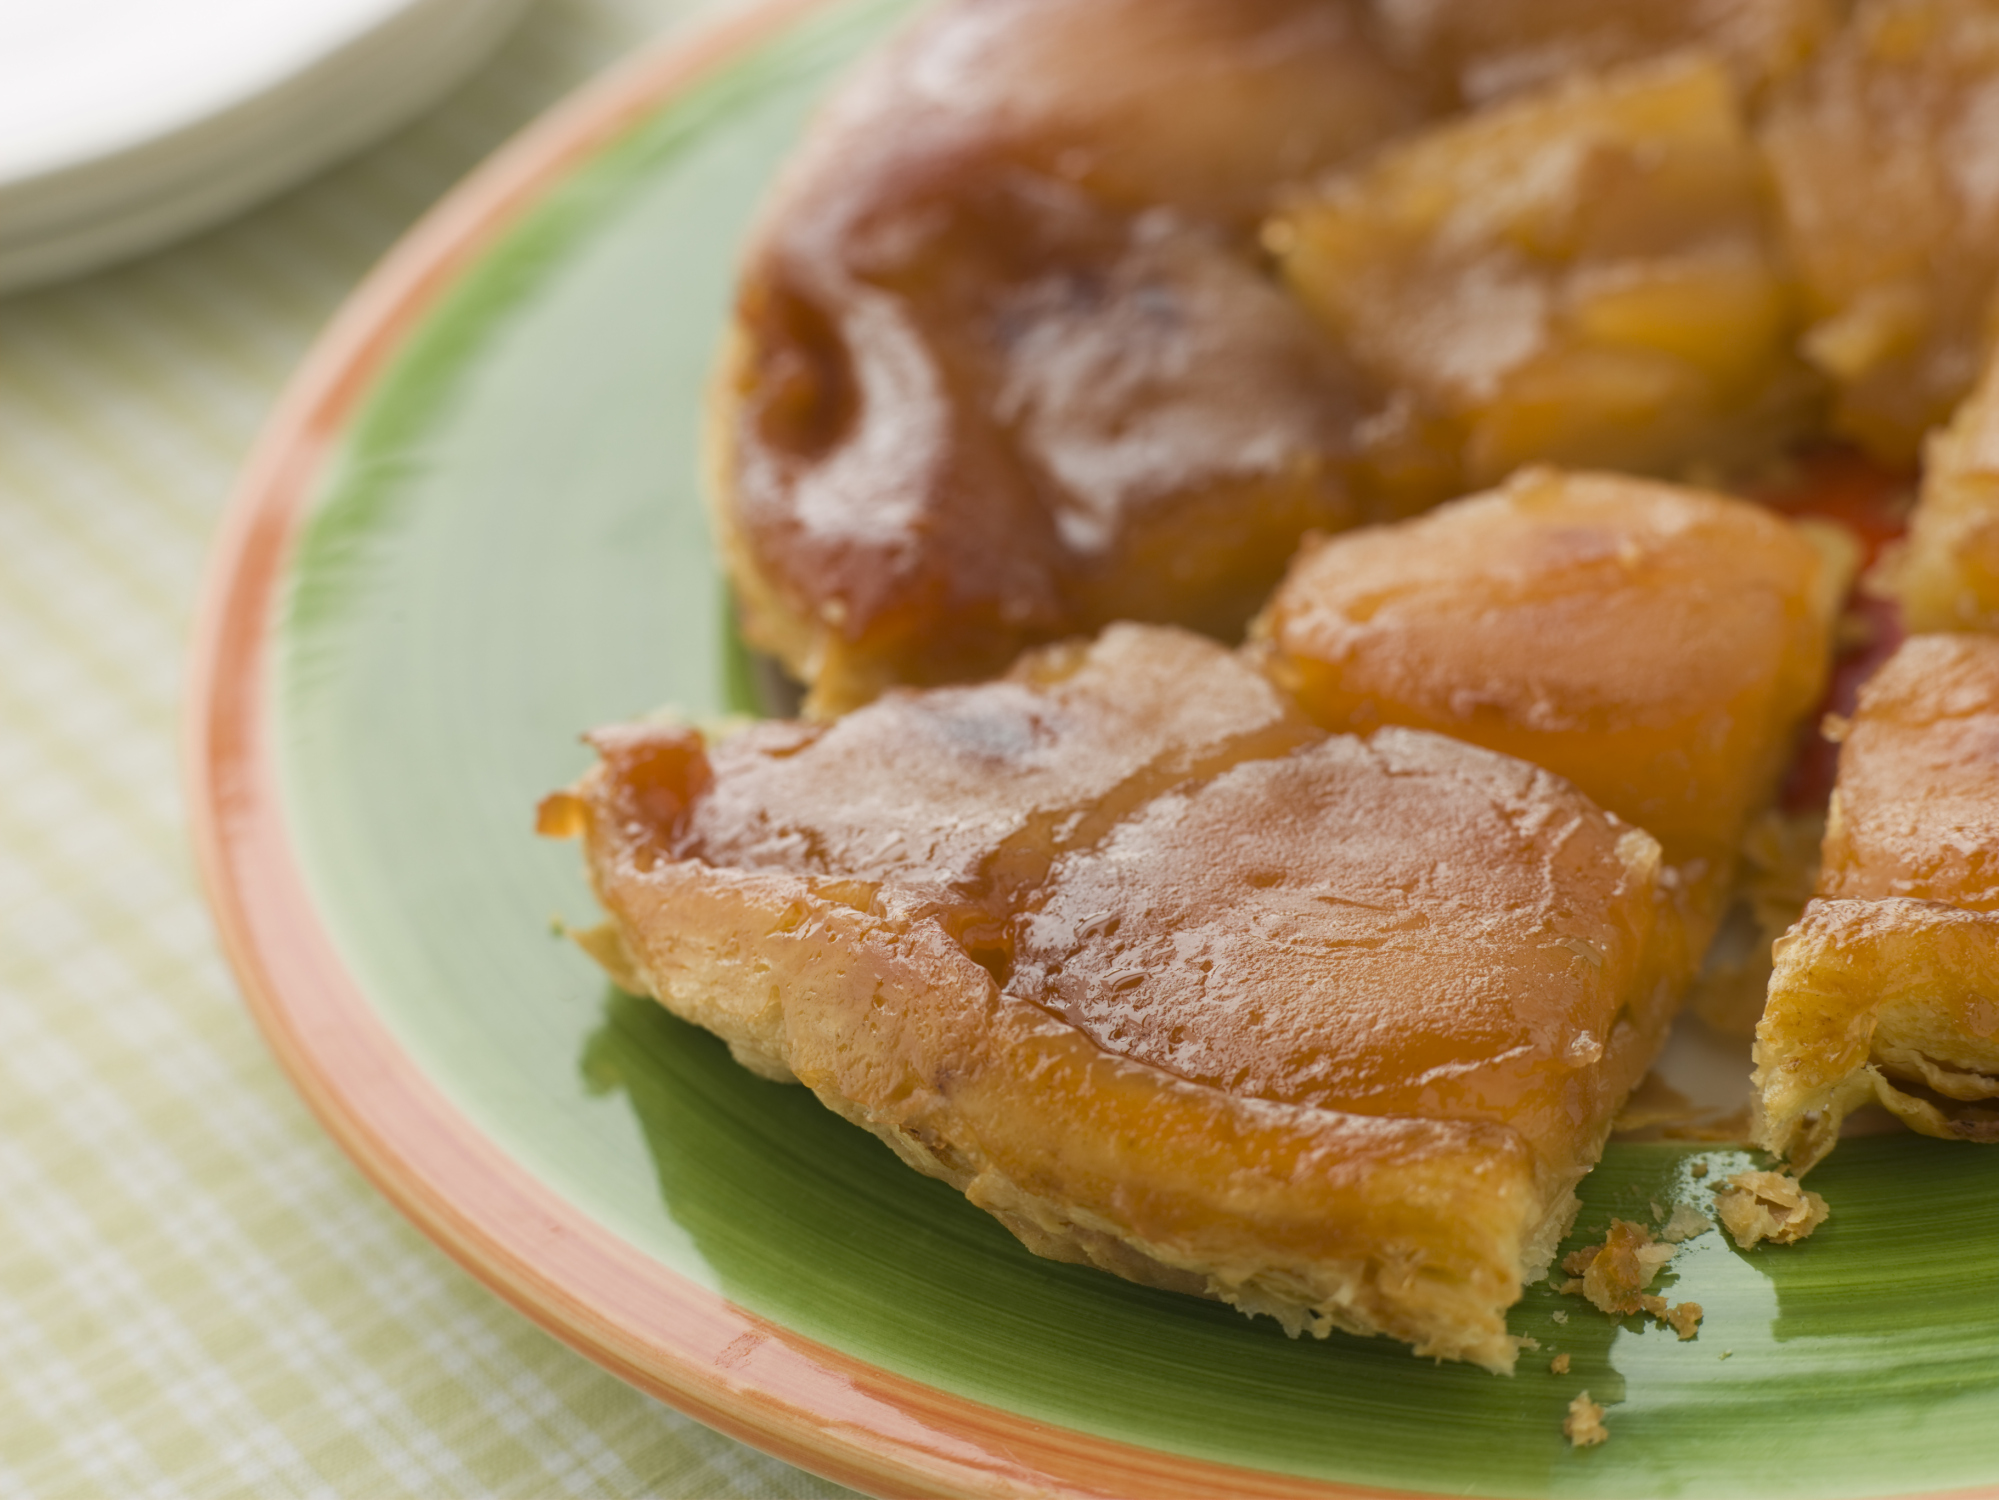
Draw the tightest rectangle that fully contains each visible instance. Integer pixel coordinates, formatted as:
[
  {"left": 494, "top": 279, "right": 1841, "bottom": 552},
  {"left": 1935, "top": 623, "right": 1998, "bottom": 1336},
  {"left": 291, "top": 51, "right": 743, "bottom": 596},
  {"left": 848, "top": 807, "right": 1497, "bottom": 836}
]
[
  {"left": 544, "top": 626, "right": 1689, "bottom": 1371},
  {"left": 1819, "top": 635, "right": 1999, "bottom": 908},
  {"left": 1377, "top": 0, "right": 1836, "bottom": 107},
  {"left": 1755, "top": 635, "right": 1999, "bottom": 1165},
  {"left": 1255, "top": 469, "right": 1848, "bottom": 914},
  {"left": 633, "top": 623, "right": 1317, "bottom": 909},
  {"left": 1271, "top": 55, "right": 1816, "bottom": 511},
  {"left": 719, "top": 0, "right": 1420, "bottom": 712},
  {"left": 1895, "top": 358, "right": 1999, "bottom": 630},
  {"left": 1760, "top": 0, "right": 1999, "bottom": 462},
  {"left": 868, "top": 0, "right": 1430, "bottom": 228},
  {"left": 1010, "top": 729, "right": 1682, "bottom": 1174}
]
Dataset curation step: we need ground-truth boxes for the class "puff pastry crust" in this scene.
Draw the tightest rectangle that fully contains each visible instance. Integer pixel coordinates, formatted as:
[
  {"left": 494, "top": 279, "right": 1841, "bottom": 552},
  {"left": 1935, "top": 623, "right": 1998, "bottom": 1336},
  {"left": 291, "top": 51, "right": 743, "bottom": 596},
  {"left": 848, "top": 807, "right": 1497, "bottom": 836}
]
[{"left": 545, "top": 626, "right": 1702, "bottom": 1371}]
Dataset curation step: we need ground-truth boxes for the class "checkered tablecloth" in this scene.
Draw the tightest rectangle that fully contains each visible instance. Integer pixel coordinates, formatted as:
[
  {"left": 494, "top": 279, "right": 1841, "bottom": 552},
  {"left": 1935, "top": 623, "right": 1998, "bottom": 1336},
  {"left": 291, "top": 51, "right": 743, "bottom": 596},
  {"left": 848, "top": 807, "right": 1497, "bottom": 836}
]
[{"left": 0, "top": 4, "right": 858, "bottom": 1494}]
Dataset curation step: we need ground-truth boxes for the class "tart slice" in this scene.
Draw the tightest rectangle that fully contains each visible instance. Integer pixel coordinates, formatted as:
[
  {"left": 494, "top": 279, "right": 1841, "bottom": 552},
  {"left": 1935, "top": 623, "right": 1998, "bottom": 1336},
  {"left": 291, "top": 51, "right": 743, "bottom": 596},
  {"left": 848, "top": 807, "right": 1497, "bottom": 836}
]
[
  {"left": 542, "top": 626, "right": 1689, "bottom": 1372},
  {"left": 1755, "top": 634, "right": 1999, "bottom": 1166}
]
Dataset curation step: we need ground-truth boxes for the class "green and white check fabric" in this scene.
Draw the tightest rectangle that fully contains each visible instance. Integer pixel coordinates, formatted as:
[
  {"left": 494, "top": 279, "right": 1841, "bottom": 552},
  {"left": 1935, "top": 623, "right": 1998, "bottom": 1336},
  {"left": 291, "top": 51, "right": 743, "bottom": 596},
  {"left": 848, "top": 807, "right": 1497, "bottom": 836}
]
[{"left": 0, "top": 4, "right": 856, "bottom": 1494}]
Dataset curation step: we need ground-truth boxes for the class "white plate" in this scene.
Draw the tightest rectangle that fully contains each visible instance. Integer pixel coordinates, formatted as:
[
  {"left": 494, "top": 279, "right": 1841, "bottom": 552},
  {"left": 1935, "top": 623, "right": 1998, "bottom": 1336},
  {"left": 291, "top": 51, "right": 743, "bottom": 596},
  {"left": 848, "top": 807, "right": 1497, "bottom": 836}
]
[{"left": 0, "top": 0, "right": 531, "bottom": 292}]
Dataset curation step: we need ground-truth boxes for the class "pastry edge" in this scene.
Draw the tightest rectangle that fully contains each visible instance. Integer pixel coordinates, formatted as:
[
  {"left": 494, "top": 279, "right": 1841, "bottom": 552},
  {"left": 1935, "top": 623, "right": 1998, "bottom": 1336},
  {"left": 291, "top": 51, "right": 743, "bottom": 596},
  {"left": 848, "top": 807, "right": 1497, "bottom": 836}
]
[
  {"left": 1753, "top": 897, "right": 1999, "bottom": 1170},
  {"left": 565, "top": 812, "right": 1609, "bottom": 1376}
]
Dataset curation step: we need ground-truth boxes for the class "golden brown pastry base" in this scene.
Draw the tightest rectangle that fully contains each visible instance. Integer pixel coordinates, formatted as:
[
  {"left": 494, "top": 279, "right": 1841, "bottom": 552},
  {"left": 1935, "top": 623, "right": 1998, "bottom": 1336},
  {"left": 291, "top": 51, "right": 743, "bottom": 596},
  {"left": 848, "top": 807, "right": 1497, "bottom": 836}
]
[
  {"left": 573, "top": 852, "right": 1581, "bottom": 1374},
  {"left": 1754, "top": 897, "right": 1999, "bottom": 1168}
]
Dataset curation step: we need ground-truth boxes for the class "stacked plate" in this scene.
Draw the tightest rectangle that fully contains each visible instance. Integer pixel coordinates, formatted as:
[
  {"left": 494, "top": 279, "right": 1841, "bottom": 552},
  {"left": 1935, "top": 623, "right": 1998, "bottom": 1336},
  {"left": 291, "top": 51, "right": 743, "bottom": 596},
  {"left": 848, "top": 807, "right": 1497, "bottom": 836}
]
[{"left": 0, "top": 0, "right": 532, "bottom": 294}]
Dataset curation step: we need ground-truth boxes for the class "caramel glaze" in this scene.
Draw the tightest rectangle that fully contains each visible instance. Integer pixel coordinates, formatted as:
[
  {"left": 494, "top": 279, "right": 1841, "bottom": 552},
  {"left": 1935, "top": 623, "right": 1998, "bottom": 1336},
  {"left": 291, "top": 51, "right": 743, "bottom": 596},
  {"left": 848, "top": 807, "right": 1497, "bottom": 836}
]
[
  {"left": 1820, "top": 634, "right": 1999, "bottom": 910},
  {"left": 624, "top": 623, "right": 1319, "bottom": 898},
  {"left": 1761, "top": 0, "right": 1999, "bottom": 463},
  {"left": 548, "top": 627, "right": 1691, "bottom": 1368},
  {"left": 1256, "top": 470, "right": 1846, "bottom": 923},
  {"left": 1373, "top": 0, "right": 1834, "bottom": 107},
  {"left": 724, "top": 0, "right": 1420, "bottom": 708},
  {"left": 720, "top": 0, "right": 1861, "bottom": 713},
  {"left": 1009, "top": 730, "right": 1681, "bottom": 1172}
]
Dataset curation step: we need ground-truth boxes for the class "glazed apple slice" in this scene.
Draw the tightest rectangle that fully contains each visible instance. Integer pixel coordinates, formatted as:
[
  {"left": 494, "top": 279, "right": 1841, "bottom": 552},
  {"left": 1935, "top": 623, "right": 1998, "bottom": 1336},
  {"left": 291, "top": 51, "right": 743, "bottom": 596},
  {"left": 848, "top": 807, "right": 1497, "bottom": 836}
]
[
  {"left": 717, "top": 0, "right": 1421, "bottom": 714},
  {"left": 1253, "top": 467, "right": 1850, "bottom": 928},
  {"left": 1270, "top": 52, "right": 1816, "bottom": 512},
  {"left": 1376, "top": 0, "right": 1834, "bottom": 107},
  {"left": 1760, "top": 0, "right": 1999, "bottom": 463}
]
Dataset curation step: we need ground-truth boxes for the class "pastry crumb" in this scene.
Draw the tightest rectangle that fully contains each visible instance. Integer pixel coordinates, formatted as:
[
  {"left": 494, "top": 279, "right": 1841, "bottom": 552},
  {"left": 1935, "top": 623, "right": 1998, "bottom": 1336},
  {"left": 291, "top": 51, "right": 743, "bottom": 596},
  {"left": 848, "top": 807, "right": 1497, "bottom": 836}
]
[
  {"left": 1558, "top": 1221, "right": 1707, "bottom": 1339},
  {"left": 1560, "top": 1219, "right": 1677, "bottom": 1315},
  {"left": 1518, "top": 1334, "right": 1541, "bottom": 1351},
  {"left": 1550, "top": 1353, "right": 1571, "bottom": 1375},
  {"left": 1719, "top": 1350, "right": 1733, "bottom": 1360},
  {"left": 1664, "top": 1301, "right": 1703, "bottom": 1340},
  {"left": 1649, "top": 1199, "right": 1665, "bottom": 1222},
  {"left": 1714, "top": 1170, "right": 1829, "bottom": 1248},
  {"left": 1691, "top": 1160, "right": 1708, "bottom": 1178},
  {"left": 1660, "top": 1202, "right": 1714, "bottom": 1243},
  {"left": 1564, "top": 1392, "right": 1609, "bottom": 1448},
  {"left": 1551, "top": 1309, "right": 1569, "bottom": 1324}
]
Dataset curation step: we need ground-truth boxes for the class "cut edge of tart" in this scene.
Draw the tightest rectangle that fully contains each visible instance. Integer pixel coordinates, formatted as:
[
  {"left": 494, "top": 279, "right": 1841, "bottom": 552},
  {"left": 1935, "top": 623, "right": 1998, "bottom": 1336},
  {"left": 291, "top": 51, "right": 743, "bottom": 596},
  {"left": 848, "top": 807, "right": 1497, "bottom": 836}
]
[
  {"left": 1753, "top": 633, "right": 1999, "bottom": 1168},
  {"left": 1753, "top": 897, "right": 1999, "bottom": 1168}
]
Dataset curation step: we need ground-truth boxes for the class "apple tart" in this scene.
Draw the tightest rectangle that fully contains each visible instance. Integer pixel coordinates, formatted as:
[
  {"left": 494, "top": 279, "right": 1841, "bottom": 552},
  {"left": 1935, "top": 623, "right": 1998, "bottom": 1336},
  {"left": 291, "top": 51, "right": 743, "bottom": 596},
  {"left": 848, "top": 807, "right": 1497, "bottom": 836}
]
[
  {"left": 543, "top": 467, "right": 1850, "bottom": 1368},
  {"left": 1895, "top": 357, "right": 1999, "bottom": 633},
  {"left": 545, "top": 0, "right": 1999, "bottom": 1377},
  {"left": 542, "top": 625, "right": 1687, "bottom": 1372}
]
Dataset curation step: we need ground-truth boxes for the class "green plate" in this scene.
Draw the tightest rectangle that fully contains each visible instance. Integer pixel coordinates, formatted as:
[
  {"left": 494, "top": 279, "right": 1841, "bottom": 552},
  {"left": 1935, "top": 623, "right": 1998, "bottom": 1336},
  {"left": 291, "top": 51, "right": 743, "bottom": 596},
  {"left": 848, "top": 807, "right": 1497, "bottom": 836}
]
[{"left": 263, "top": 0, "right": 1999, "bottom": 1492}]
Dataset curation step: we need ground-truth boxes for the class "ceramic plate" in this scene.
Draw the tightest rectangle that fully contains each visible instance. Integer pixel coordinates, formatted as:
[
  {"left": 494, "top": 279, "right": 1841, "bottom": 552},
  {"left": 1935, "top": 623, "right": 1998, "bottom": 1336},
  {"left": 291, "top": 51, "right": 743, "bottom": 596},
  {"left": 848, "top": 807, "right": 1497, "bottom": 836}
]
[
  {"left": 0, "top": 0, "right": 530, "bottom": 292},
  {"left": 189, "top": 2, "right": 1999, "bottom": 1495}
]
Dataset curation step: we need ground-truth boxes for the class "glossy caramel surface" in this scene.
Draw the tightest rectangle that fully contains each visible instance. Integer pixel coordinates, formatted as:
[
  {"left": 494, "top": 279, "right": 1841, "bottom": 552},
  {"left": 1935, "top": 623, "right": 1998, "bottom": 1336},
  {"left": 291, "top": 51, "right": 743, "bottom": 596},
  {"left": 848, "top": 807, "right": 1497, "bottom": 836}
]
[
  {"left": 1273, "top": 52, "right": 1812, "bottom": 510},
  {"left": 1256, "top": 468, "right": 1842, "bottom": 884},
  {"left": 1008, "top": 729, "right": 1674, "bottom": 1163},
  {"left": 725, "top": 0, "right": 1414, "bottom": 704},
  {"left": 1896, "top": 356, "right": 1999, "bottom": 631},
  {"left": 1376, "top": 0, "right": 1834, "bottom": 106},
  {"left": 571, "top": 625, "right": 1684, "bottom": 1177},
  {"left": 651, "top": 625, "right": 1315, "bottom": 903},
  {"left": 719, "top": 0, "right": 1999, "bottom": 712},
  {"left": 1820, "top": 634, "right": 1999, "bottom": 910}
]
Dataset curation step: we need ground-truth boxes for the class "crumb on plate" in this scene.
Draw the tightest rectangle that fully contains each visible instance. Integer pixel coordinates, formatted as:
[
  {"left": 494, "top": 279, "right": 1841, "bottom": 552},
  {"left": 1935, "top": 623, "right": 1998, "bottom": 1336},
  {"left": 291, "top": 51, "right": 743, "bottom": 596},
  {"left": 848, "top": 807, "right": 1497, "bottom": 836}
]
[
  {"left": 1660, "top": 1202, "right": 1715, "bottom": 1243},
  {"left": 1560, "top": 1219, "right": 1677, "bottom": 1315},
  {"left": 1550, "top": 1353, "right": 1571, "bottom": 1375},
  {"left": 1565, "top": 1392, "right": 1609, "bottom": 1448},
  {"left": 1663, "top": 1301, "right": 1704, "bottom": 1340},
  {"left": 1714, "top": 1170, "right": 1829, "bottom": 1248}
]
